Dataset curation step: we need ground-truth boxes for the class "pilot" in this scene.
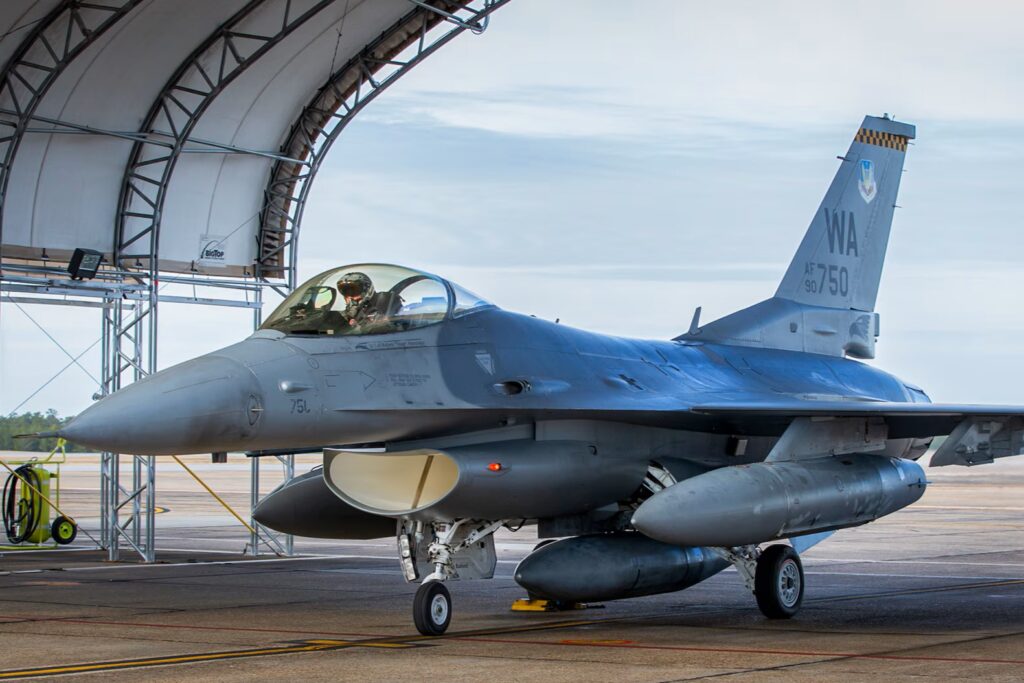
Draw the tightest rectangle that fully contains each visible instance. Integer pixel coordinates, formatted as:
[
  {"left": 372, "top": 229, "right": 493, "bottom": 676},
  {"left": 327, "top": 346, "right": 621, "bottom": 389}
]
[{"left": 337, "top": 272, "right": 393, "bottom": 329}]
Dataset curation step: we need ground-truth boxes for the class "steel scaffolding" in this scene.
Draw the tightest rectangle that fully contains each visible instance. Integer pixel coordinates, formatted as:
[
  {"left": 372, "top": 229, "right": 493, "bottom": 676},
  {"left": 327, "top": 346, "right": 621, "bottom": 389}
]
[
  {"left": 0, "top": 0, "right": 510, "bottom": 563},
  {"left": 2, "top": 263, "right": 271, "bottom": 562},
  {"left": 99, "top": 291, "right": 156, "bottom": 562}
]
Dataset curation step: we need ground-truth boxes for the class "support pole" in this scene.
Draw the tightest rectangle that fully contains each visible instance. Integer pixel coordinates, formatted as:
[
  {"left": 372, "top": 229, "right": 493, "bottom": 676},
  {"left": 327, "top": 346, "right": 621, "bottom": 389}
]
[
  {"left": 250, "top": 283, "right": 262, "bottom": 558},
  {"left": 249, "top": 454, "right": 260, "bottom": 557},
  {"left": 247, "top": 283, "right": 295, "bottom": 557},
  {"left": 99, "top": 283, "right": 156, "bottom": 562}
]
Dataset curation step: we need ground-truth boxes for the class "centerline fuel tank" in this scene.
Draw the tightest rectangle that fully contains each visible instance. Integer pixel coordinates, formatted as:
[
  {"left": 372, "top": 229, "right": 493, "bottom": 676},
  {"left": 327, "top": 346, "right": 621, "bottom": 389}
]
[{"left": 514, "top": 533, "right": 728, "bottom": 603}]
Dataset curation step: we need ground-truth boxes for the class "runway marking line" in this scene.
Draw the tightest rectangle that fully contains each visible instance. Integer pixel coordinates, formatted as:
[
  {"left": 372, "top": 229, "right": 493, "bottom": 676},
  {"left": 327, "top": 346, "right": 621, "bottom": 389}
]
[
  {"left": 0, "top": 639, "right": 419, "bottom": 679},
  {"left": 912, "top": 505, "right": 1024, "bottom": 512},
  {"left": 809, "top": 577, "right": 1024, "bottom": 604},
  {"left": 17, "top": 581, "right": 80, "bottom": 587},
  {"left": 0, "top": 615, "right": 389, "bottom": 640},
  {"left": 452, "top": 634, "right": 1024, "bottom": 666}
]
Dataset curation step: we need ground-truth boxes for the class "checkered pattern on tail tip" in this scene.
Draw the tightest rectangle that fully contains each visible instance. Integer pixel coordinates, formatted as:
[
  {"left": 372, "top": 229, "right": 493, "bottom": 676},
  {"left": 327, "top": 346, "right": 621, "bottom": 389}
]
[{"left": 855, "top": 128, "right": 908, "bottom": 152}]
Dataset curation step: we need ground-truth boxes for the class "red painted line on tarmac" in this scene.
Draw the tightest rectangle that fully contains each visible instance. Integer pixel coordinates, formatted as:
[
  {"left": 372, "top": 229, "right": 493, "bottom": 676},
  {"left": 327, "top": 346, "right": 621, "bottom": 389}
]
[{"left": 451, "top": 635, "right": 1024, "bottom": 666}]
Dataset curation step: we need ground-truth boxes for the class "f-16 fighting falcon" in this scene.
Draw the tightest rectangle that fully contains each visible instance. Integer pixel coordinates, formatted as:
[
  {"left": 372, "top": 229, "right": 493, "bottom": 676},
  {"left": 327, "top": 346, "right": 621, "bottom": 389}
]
[{"left": 50, "top": 115, "right": 1024, "bottom": 635}]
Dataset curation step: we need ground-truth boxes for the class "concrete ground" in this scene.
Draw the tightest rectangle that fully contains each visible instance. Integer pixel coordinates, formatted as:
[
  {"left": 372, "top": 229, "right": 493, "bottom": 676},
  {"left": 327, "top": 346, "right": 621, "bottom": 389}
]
[{"left": 0, "top": 452, "right": 1022, "bottom": 681}]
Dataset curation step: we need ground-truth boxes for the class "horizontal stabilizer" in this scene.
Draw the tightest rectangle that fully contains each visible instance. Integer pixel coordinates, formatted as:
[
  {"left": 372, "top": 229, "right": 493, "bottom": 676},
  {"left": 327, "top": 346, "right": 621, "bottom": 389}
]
[
  {"left": 690, "top": 401, "right": 1024, "bottom": 418},
  {"left": 691, "top": 401, "right": 1024, "bottom": 459}
]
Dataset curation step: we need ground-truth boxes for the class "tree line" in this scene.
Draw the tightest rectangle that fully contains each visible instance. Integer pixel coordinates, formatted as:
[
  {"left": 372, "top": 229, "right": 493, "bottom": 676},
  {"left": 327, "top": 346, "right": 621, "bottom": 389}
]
[{"left": 0, "top": 410, "right": 90, "bottom": 452}]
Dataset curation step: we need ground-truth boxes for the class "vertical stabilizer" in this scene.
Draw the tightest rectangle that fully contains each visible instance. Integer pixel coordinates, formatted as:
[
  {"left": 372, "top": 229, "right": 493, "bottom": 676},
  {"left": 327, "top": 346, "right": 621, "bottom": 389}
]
[
  {"left": 683, "top": 116, "right": 915, "bottom": 359},
  {"left": 776, "top": 115, "right": 915, "bottom": 311}
]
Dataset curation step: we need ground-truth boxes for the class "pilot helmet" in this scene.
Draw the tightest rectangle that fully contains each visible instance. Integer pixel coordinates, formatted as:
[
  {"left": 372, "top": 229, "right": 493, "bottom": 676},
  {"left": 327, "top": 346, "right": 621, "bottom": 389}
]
[{"left": 337, "top": 272, "right": 374, "bottom": 301}]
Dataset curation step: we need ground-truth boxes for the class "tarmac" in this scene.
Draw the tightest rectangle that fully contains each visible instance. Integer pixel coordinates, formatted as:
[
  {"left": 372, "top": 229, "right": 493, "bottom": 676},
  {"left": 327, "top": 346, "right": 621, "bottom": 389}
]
[{"left": 0, "top": 452, "right": 1022, "bottom": 681}]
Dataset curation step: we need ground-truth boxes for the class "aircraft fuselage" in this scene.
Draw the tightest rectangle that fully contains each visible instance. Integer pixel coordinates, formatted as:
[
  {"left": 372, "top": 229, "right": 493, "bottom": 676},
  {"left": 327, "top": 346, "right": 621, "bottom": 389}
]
[{"left": 60, "top": 306, "right": 924, "bottom": 460}]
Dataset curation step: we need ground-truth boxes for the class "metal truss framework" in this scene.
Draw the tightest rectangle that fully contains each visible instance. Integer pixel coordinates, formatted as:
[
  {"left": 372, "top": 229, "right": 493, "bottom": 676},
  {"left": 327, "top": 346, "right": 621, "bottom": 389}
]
[
  {"left": 1, "top": 262, "right": 272, "bottom": 561},
  {"left": 0, "top": 0, "right": 144, "bottom": 250},
  {"left": 249, "top": 454, "right": 295, "bottom": 557},
  {"left": 115, "top": 0, "right": 333, "bottom": 269},
  {"left": 0, "top": 2, "right": 159, "bottom": 559},
  {"left": 0, "top": 0, "right": 511, "bottom": 563},
  {"left": 99, "top": 295, "right": 156, "bottom": 561},
  {"left": 101, "top": 0, "right": 336, "bottom": 560},
  {"left": 257, "top": 0, "right": 508, "bottom": 285}
]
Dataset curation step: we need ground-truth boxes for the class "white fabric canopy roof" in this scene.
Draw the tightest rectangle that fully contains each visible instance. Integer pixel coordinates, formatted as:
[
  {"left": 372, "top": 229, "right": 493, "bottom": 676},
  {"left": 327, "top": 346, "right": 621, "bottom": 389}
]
[{"left": 0, "top": 0, "right": 501, "bottom": 279}]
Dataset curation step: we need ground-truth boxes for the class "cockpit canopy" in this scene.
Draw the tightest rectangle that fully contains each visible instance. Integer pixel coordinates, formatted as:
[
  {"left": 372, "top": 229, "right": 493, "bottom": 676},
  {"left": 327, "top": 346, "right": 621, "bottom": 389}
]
[{"left": 261, "top": 264, "right": 492, "bottom": 337}]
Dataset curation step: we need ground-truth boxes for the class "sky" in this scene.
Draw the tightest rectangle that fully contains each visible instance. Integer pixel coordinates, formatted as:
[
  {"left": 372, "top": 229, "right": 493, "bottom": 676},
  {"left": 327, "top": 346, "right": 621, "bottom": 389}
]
[{"left": 3, "top": 0, "right": 1024, "bottom": 416}]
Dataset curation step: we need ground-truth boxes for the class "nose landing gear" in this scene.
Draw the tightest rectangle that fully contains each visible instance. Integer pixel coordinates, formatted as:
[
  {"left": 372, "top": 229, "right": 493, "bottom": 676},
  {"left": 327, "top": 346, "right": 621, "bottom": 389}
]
[{"left": 401, "top": 518, "right": 505, "bottom": 636}]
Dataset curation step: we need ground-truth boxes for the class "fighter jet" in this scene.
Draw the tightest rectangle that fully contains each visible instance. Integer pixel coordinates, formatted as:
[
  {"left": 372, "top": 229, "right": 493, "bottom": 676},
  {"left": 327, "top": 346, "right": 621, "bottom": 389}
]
[{"left": 54, "top": 115, "right": 1024, "bottom": 635}]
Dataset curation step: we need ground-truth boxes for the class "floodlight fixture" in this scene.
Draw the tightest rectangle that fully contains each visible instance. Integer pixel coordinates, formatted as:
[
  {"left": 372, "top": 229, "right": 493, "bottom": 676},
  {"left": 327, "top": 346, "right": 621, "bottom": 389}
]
[{"left": 67, "top": 248, "right": 103, "bottom": 280}]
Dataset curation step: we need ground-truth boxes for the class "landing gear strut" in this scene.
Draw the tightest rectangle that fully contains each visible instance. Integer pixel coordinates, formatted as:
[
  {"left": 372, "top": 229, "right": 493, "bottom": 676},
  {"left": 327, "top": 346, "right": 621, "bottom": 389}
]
[{"left": 715, "top": 543, "right": 805, "bottom": 619}]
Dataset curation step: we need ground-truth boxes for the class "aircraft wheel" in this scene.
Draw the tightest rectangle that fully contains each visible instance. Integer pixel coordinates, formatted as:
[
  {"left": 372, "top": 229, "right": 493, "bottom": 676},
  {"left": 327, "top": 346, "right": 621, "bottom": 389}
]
[
  {"left": 754, "top": 544, "right": 804, "bottom": 619},
  {"left": 413, "top": 580, "right": 452, "bottom": 636}
]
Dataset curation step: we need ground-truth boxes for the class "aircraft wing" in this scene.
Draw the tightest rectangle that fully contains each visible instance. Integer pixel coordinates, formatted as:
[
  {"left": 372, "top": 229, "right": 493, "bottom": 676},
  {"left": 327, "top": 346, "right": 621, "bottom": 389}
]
[{"left": 690, "top": 401, "right": 1024, "bottom": 466}]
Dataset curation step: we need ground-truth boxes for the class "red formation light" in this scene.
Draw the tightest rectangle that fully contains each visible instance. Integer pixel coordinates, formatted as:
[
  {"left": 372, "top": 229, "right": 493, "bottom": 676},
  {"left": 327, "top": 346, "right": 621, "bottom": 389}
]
[{"left": 487, "top": 462, "right": 502, "bottom": 472}]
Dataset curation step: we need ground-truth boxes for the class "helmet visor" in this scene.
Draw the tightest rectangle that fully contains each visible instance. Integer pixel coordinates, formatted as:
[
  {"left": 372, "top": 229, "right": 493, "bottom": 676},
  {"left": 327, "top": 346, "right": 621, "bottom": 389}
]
[{"left": 338, "top": 280, "right": 367, "bottom": 298}]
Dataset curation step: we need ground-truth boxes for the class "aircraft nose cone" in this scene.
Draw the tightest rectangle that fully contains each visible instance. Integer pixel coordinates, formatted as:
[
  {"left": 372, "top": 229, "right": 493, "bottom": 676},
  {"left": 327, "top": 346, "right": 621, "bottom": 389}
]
[{"left": 60, "top": 354, "right": 262, "bottom": 455}]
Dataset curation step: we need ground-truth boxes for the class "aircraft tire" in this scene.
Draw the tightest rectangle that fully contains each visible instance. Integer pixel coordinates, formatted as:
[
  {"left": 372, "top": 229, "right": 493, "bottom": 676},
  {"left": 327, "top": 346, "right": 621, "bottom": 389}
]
[
  {"left": 754, "top": 544, "right": 804, "bottom": 619},
  {"left": 413, "top": 580, "right": 452, "bottom": 636}
]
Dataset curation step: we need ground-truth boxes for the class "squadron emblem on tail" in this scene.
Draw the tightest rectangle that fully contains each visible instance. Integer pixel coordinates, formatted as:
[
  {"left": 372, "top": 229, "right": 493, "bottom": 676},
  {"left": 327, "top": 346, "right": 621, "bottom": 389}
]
[{"left": 858, "top": 159, "right": 877, "bottom": 203}]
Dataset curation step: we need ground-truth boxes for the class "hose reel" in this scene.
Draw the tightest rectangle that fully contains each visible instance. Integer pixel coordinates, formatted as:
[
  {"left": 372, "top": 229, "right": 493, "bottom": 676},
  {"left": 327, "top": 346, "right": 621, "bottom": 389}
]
[{"left": 2, "top": 464, "right": 77, "bottom": 546}]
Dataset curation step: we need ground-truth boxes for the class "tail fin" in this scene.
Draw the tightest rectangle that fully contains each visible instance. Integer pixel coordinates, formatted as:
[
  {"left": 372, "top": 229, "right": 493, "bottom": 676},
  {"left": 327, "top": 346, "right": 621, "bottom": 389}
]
[
  {"left": 776, "top": 115, "right": 915, "bottom": 311},
  {"left": 682, "top": 115, "right": 915, "bottom": 359}
]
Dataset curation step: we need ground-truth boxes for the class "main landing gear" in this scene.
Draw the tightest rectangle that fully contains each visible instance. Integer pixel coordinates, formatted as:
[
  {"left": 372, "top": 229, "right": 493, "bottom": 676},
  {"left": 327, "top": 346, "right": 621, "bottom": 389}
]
[
  {"left": 716, "top": 543, "right": 806, "bottom": 619},
  {"left": 754, "top": 544, "right": 804, "bottom": 618}
]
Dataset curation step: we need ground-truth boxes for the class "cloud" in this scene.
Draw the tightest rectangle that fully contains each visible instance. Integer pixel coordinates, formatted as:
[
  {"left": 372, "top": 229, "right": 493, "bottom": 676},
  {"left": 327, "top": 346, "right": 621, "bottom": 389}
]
[{"left": 387, "top": 0, "right": 1024, "bottom": 139}]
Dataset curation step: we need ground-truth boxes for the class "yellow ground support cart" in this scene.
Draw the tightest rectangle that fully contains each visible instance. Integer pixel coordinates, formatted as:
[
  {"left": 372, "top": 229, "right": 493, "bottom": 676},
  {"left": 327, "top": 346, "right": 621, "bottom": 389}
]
[{"left": 2, "top": 440, "right": 77, "bottom": 548}]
